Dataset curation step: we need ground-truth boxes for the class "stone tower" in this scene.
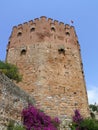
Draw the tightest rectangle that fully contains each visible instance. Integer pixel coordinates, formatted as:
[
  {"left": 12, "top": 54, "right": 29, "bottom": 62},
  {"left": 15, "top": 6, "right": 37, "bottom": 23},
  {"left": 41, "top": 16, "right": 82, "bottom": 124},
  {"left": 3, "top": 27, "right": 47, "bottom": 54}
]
[{"left": 6, "top": 16, "right": 89, "bottom": 118}]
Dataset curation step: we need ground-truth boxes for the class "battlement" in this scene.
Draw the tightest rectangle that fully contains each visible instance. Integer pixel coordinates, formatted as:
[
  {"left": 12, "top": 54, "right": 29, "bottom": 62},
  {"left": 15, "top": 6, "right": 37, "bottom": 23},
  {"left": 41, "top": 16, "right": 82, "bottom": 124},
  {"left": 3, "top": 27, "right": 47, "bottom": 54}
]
[
  {"left": 13, "top": 16, "right": 69, "bottom": 29},
  {"left": 8, "top": 16, "right": 79, "bottom": 50}
]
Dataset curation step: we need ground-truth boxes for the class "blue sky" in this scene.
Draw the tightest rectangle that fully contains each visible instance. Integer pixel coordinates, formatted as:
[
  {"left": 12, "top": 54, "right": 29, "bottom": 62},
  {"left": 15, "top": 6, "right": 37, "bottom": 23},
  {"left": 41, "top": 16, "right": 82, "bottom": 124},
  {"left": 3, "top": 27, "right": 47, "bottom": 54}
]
[{"left": 0, "top": 0, "right": 98, "bottom": 104}]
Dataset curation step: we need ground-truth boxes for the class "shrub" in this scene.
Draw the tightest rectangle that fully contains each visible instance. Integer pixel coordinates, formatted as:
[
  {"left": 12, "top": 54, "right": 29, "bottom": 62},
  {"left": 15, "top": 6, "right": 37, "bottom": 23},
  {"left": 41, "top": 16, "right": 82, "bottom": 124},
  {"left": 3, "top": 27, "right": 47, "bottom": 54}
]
[
  {"left": 0, "top": 60, "right": 22, "bottom": 82},
  {"left": 70, "top": 109, "right": 98, "bottom": 130},
  {"left": 22, "top": 105, "right": 60, "bottom": 130},
  {"left": 70, "top": 109, "right": 83, "bottom": 130},
  {"left": 7, "top": 120, "right": 15, "bottom": 130},
  {"left": 79, "top": 118, "right": 98, "bottom": 130},
  {"left": 72, "top": 109, "right": 83, "bottom": 124},
  {"left": 13, "top": 125, "right": 26, "bottom": 130},
  {"left": 7, "top": 123, "right": 26, "bottom": 130}
]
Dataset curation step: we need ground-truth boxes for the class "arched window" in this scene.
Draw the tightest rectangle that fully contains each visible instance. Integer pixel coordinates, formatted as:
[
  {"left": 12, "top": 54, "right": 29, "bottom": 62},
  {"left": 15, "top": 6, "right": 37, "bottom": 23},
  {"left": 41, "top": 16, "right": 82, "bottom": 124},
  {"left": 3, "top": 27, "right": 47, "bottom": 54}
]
[
  {"left": 17, "top": 32, "right": 22, "bottom": 37},
  {"left": 30, "top": 27, "right": 35, "bottom": 32},
  {"left": 58, "top": 48, "right": 65, "bottom": 55},
  {"left": 65, "top": 32, "right": 70, "bottom": 36},
  {"left": 20, "top": 49, "right": 26, "bottom": 55},
  {"left": 51, "top": 27, "right": 55, "bottom": 32}
]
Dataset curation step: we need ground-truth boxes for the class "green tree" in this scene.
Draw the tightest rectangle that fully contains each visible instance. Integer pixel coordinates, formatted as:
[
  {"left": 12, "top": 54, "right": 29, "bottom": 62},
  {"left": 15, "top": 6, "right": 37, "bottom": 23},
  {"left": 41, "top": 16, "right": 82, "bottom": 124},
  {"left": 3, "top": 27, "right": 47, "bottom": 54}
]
[
  {"left": 0, "top": 60, "right": 22, "bottom": 82},
  {"left": 89, "top": 104, "right": 98, "bottom": 112}
]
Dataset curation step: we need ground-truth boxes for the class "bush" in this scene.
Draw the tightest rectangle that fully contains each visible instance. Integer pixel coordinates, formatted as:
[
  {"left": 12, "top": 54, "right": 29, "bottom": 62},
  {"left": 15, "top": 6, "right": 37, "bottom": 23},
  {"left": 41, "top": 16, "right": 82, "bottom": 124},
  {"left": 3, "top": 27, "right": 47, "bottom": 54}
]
[
  {"left": 70, "top": 109, "right": 83, "bottom": 130},
  {"left": 7, "top": 123, "right": 26, "bottom": 130},
  {"left": 70, "top": 109, "right": 98, "bottom": 130},
  {"left": 79, "top": 118, "right": 98, "bottom": 130},
  {"left": 72, "top": 109, "right": 83, "bottom": 124},
  {"left": 22, "top": 105, "right": 60, "bottom": 130},
  {"left": 7, "top": 105, "right": 60, "bottom": 130},
  {"left": 0, "top": 60, "right": 22, "bottom": 82},
  {"left": 13, "top": 125, "right": 26, "bottom": 130},
  {"left": 7, "top": 120, "right": 15, "bottom": 130}
]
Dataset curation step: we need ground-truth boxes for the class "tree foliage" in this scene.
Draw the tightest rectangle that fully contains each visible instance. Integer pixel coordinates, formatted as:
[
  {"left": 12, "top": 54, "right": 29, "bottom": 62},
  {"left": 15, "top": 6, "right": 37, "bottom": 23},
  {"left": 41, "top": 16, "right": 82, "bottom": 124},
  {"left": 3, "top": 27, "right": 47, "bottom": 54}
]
[
  {"left": 0, "top": 60, "right": 22, "bottom": 82},
  {"left": 89, "top": 104, "right": 98, "bottom": 112},
  {"left": 70, "top": 109, "right": 98, "bottom": 130}
]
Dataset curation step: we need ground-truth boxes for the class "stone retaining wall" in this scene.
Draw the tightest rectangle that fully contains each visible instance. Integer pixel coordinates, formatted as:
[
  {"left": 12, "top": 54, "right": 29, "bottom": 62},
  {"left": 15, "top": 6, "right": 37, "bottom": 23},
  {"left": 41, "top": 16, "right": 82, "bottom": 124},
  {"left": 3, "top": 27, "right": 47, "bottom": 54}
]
[{"left": 0, "top": 72, "right": 35, "bottom": 129}]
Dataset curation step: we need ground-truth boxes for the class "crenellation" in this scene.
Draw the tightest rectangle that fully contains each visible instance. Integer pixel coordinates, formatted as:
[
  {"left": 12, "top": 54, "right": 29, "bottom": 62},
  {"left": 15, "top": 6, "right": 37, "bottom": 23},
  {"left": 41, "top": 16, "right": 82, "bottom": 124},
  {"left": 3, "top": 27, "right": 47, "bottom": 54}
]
[
  {"left": 54, "top": 20, "right": 59, "bottom": 26},
  {"left": 70, "top": 26, "right": 77, "bottom": 37},
  {"left": 30, "top": 22, "right": 36, "bottom": 27},
  {"left": 17, "top": 24, "right": 23, "bottom": 28},
  {"left": 59, "top": 22, "right": 65, "bottom": 27},
  {"left": 11, "top": 26, "right": 17, "bottom": 36},
  {"left": 65, "top": 24, "right": 70, "bottom": 29},
  {"left": 48, "top": 18, "right": 53, "bottom": 23},
  {"left": 13, "top": 26, "right": 17, "bottom": 30},
  {"left": 40, "top": 16, "right": 47, "bottom": 21},
  {"left": 23, "top": 22, "right": 28, "bottom": 25},
  {"left": 9, "top": 17, "right": 79, "bottom": 45},
  {"left": 28, "top": 20, "right": 33, "bottom": 24},
  {"left": 34, "top": 18, "right": 40, "bottom": 22}
]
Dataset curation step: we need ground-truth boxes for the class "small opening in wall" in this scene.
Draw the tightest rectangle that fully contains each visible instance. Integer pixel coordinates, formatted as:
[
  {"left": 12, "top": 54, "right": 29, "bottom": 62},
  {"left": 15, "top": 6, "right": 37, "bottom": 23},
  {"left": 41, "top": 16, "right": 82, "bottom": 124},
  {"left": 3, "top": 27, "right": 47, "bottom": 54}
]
[
  {"left": 20, "top": 49, "right": 26, "bottom": 55},
  {"left": 77, "top": 40, "right": 79, "bottom": 44},
  {"left": 30, "top": 27, "right": 35, "bottom": 32},
  {"left": 65, "top": 32, "right": 70, "bottom": 36},
  {"left": 51, "top": 27, "right": 55, "bottom": 32},
  {"left": 74, "top": 92, "right": 77, "bottom": 94},
  {"left": 17, "top": 32, "right": 22, "bottom": 37},
  {"left": 58, "top": 48, "right": 65, "bottom": 55},
  {"left": 8, "top": 41, "right": 10, "bottom": 45},
  {"left": 82, "top": 70, "right": 84, "bottom": 74}
]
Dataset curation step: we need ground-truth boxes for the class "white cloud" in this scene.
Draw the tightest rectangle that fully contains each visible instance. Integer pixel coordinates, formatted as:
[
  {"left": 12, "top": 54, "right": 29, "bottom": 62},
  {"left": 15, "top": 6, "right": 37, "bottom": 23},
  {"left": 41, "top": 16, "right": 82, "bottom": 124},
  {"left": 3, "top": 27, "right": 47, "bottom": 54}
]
[{"left": 87, "top": 85, "right": 98, "bottom": 104}]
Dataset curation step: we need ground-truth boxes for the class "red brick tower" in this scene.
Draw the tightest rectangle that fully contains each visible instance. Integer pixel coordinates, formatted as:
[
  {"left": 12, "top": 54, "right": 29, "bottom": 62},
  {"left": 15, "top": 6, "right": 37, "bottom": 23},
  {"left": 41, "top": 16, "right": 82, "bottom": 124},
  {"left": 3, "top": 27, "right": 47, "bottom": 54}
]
[{"left": 6, "top": 16, "right": 89, "bottom": 118}]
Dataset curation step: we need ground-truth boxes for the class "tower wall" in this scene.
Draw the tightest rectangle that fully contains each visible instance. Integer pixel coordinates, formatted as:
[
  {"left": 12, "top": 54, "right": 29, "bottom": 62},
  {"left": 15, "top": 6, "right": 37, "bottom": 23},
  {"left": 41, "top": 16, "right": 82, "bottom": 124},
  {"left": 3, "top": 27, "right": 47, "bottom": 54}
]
[{"left": 6, "top": 16, "right": 89, "bottom": 118}]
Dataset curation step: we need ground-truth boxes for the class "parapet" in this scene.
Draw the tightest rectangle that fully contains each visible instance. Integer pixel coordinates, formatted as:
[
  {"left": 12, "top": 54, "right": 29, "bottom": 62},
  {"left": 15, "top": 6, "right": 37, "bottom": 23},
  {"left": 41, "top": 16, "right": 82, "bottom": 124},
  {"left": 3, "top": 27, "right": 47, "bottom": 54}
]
[
  {"left": 12, "top": 16, "right": 75, "bottom": 33},
  {"left": 9, "top": 16, "right": 78, "bottom": 47}
]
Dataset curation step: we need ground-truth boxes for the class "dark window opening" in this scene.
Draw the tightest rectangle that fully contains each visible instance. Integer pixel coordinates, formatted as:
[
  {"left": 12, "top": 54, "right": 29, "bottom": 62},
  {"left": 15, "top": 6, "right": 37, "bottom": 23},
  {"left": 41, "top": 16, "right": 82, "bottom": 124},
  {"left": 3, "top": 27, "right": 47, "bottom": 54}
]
[
  {"left": 65, "top": 32, "right": 70, "bottom": 36},
  {"left": 30, "top": 27, "right": 35, "bottom": 32},
  {"left": 8, "top": 41, "right": 10, "bottom": 45},
  {"left": 77, "top": 40, "right": 79, "bottom": 44},
  {"left": 51, "top": 27, "right": 55, "bottom": 32},
  {"left": 82, "top": 70, "right": 84, "bottom": 74},
  {"left": 74, "top": 92, "right": 77, "bottom": 94},
  {"left": 58, "top": 48, "right": 65, "bottom": 55},
  {"left": 17, "top": 32, "right": 22, "bottom": 37},
  {"left": 7, "top": 41, "right": 10, "bottom": 48},
  {"left": 20, "top": 49, "right": 26, "bottom": 55}
]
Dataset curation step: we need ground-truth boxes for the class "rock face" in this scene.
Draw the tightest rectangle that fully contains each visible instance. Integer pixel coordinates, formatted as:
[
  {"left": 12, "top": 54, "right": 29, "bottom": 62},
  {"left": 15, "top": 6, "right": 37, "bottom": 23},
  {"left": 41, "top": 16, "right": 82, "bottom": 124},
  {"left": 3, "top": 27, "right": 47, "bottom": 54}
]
[
  {"left": 0, "top": 72, "right": 35, "bottom": 128},
  {"left": 6, "top": 16, "right": 90, "bottom": 118}
]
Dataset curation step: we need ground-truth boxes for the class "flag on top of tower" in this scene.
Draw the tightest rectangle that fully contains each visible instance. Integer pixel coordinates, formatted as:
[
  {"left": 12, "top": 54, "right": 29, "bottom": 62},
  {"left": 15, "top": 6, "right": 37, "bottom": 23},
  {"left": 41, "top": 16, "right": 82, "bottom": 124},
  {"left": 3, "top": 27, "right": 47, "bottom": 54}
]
[
  {"left": 71, "top": 20, "right": 74, "bottom": 24},
  {"left": 70, "top": 20, "right": 74, "bottom": 26}
]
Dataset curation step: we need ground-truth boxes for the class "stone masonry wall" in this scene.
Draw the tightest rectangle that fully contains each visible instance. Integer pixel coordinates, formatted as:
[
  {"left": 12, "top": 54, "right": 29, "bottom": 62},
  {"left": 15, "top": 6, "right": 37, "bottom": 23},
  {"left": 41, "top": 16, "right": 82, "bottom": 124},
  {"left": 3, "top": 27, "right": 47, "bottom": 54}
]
[
  {"left": 0, "top": 72, "right": 35, "bottom": 129},
  {"left": 6, "top": 16, "right": 90, "bottom": 119}
]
